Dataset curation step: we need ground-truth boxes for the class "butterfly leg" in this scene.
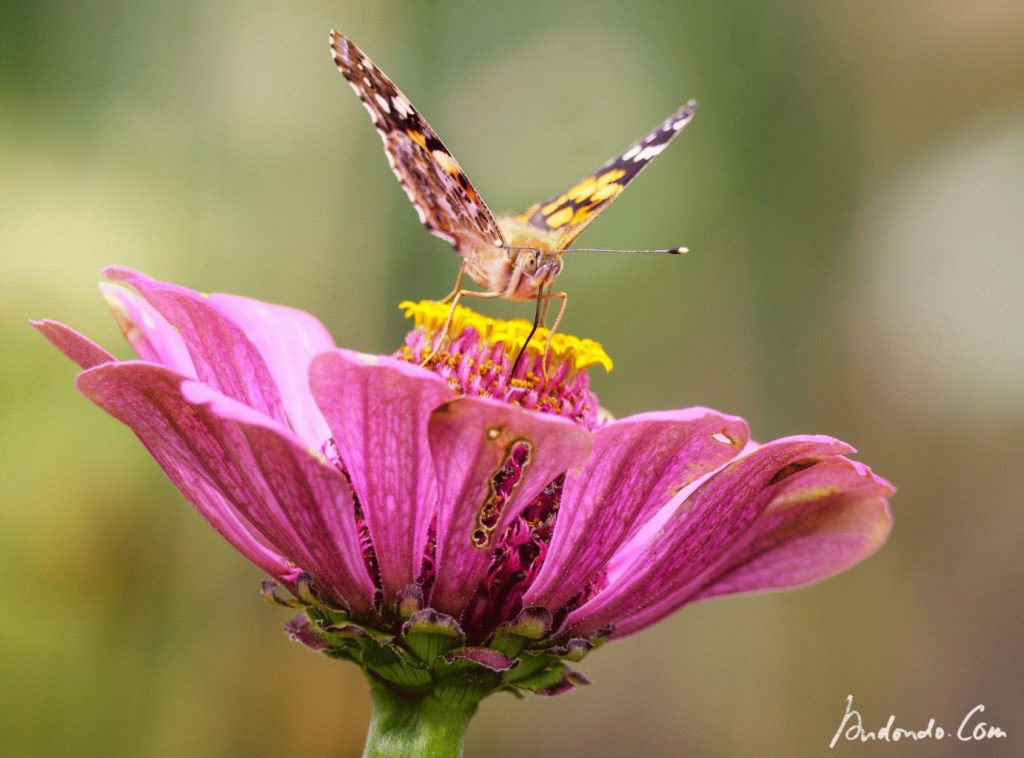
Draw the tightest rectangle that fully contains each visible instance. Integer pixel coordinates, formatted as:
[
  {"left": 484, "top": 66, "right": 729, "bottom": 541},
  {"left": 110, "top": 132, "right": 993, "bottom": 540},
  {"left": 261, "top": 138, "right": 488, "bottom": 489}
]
[
  {"left": 420, "top": 288, "right": 500, "bottom": 367},
  {"left": 437, "top": 262, "right": 466, "bottom": 304}
]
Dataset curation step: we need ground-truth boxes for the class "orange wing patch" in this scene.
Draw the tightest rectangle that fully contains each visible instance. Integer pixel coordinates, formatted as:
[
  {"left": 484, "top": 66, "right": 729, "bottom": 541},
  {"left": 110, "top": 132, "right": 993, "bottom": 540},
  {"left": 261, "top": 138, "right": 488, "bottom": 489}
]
[
  {"left": 515, "top": 101, "right": 697, "bottom": 249},
  {"left": 405, "top": 129, "right": 428, "bottom": 149},
  {"left": 539, "top": 169, "right": 627, "bottom": 229}
]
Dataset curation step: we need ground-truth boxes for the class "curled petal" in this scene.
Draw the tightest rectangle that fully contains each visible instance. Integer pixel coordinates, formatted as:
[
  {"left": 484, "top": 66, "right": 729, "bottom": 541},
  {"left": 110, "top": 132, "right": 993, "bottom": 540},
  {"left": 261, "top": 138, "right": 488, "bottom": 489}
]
[
  {"left": 566, "top": 436, "right": 857, "bottom": 636},
  {"left": 31, "top": 320, "right": 115, "bottom": 369},
  {"left": 99, "top": 281, "right": 196, "bottom": 376},
  {"left": 309, "top": 350, "right": 455, "bottom": 603},
  {"left": 613, "top": 459, "right": 892, "bottom": 636},
  {"left": 694, "top": 461, "right": 893, "bottom": 598},
  {"left": 77, "top": 361, "right": 375, "bottom": 611},
  {"left": 525, "top": 408, "right": 749, "bottom": 611},
  {"left": 427, "top": 396, "right": 592, "bottom": 617},
  {"left": 103, "top": 267, "right": 290, "bottom": 429}
]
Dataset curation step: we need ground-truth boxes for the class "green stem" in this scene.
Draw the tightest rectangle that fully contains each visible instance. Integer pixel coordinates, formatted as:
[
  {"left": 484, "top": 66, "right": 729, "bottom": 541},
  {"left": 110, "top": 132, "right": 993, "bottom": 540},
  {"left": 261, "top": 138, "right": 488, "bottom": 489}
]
[{"left": 362, "top": 678, "right": 478, "bottom": 758}]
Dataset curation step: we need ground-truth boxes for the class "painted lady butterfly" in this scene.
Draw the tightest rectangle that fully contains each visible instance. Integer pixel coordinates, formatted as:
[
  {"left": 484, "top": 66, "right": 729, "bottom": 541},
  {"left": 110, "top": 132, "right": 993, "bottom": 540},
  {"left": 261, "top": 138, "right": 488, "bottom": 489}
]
[{"left": 329, "top": 30, "right": 695, "bottom": 346}]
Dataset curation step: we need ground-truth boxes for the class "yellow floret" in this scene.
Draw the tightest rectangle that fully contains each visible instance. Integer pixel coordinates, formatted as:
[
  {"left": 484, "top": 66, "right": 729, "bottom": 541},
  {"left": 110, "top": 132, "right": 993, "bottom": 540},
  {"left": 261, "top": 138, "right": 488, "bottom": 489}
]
[{"left": 399, "top": 300, "right": 613, "bottom": 372}]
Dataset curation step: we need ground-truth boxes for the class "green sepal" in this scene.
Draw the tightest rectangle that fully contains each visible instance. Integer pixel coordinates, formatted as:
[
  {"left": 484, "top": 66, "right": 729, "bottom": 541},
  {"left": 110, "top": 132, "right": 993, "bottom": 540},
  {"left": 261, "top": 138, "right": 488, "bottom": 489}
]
[
  {"left": 504, "top": 663, "right": 568, "bottom": 693},
  {"left": 295, "top": 573, "right": 322, "bottom": 607},
  {"left": 488, "top": 606, "right": 552, "bottom": 657},
  {"left": 260, "top": 581, "right": 300, "bottom": 608},
  {"left": 284, "top": 595, "right": 594, "bottom": 707},
  {"left": 443, "top": 646, "right": 518, "bottom": 673},
  {"left": 401, "top": 609, "right": 464, "bottom": 665},
  {"left": 359, "top": 641, "right": 434, "bottom": 690},
  {"left": 318, "top": 617, "right": 395, "bottom": 646},
  {"left": 323, "top": 646, "right": 359, "bottom": 663},
  {"left": 548, "top": 637, "right": 593, "bottom": 662},
  {"left": 502, "top": 652, "right": 560, "bottom": 684},
  {"left": 432, "top": 671, "right": 503, "bottom": 710}
]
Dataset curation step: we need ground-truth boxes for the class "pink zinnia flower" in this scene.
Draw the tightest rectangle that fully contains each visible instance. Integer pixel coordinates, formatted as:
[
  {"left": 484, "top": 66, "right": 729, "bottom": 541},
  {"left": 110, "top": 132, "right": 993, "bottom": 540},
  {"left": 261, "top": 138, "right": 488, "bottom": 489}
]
[{"left": 35, "top": 267, "right": 893, "bottom": 755}]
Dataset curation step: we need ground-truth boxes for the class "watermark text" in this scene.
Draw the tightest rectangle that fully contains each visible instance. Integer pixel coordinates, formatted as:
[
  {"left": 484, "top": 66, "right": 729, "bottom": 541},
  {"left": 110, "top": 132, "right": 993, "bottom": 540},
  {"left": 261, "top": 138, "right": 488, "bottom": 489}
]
[{"left": 829, "top": 695, "right": 1007, "bottom": 748}]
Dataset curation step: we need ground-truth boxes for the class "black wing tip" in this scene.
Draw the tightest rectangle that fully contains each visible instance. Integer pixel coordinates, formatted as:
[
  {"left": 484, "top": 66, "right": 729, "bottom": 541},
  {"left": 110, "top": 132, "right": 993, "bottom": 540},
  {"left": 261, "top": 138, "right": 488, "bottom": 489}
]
[
  {"left": 676, "top": 100, "right": 698, "bottom": 122},
  {"left": 651, "top": 100, "right": 697, "bottom": 134}
]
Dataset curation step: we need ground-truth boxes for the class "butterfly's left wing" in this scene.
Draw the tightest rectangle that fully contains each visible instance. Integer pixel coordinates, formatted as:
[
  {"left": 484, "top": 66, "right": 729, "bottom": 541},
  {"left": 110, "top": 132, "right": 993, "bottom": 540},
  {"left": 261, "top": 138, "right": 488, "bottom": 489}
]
[
  {"left": 329, "top": 31, "right": 506, "bottom": 256},
  {"left": 506, "top": 100, "right": 697, "bottom": 250}
]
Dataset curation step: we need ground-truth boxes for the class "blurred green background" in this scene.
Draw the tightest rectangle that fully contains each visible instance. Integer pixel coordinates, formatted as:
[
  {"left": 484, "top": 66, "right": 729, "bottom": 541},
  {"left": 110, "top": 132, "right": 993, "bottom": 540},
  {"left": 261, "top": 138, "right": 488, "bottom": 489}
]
[{"left": 3, "top": 1, "right": 1022, "bottom": 756}]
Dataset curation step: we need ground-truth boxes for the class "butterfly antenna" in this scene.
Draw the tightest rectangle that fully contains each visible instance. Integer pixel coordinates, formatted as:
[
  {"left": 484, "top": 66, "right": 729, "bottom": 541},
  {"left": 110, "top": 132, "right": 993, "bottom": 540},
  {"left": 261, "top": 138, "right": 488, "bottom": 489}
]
[{"left": 558, "top": 246, "right": 688, "bottom": 255}]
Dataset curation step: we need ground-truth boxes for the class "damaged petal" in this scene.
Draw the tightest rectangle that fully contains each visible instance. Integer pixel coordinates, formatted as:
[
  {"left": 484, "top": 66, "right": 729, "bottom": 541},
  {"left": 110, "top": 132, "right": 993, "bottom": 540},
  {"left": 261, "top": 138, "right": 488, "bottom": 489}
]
[{"left": 473, "top": 440, "right": 533, "bottom": 549}]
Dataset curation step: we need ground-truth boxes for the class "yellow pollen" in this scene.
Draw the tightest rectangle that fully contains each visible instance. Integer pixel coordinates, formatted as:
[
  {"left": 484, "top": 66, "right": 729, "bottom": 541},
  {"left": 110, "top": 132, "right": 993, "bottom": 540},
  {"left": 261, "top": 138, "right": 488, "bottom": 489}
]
[{"left": 399, "top": 300, "right": 613, "bottom": 372}]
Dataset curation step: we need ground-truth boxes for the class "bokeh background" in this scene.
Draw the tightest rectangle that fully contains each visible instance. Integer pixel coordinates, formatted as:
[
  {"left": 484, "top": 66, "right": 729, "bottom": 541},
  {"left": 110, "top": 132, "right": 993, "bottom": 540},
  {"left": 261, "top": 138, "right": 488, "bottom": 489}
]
[{"left": 3, "top": 2, "right": 1022, "bottom": 756}]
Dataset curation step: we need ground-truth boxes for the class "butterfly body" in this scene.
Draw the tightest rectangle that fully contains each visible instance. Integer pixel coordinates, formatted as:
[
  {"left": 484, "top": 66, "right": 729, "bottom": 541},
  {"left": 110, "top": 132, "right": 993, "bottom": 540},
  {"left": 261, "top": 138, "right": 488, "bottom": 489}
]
[
  {"left": 472, "top": 212, "right": 577, "bottom": 299},
  {"left": 459, "top": 243, "right": 563, "bottom": 301}
]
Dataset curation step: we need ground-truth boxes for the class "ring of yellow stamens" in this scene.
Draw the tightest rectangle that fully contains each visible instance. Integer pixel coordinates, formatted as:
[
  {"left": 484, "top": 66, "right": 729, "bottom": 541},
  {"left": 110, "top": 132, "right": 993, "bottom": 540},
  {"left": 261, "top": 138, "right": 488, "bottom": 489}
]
[{"left": 398, "top": 300, "right": 613, "bottom": 372}]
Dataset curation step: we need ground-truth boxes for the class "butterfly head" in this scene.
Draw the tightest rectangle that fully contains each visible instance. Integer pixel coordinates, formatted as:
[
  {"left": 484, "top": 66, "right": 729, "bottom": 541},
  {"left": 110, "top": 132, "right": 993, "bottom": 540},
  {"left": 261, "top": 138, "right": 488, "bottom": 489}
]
[{"left": 506, "top": 247, "right": 563, "bottom": 299}]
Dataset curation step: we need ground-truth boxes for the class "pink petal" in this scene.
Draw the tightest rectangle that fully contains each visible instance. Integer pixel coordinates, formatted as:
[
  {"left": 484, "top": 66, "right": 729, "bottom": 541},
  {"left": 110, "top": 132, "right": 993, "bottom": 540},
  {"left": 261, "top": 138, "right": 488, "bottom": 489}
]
[
  {"left": 427, "top": 397, "right": 592, "bottom": 617},
  {"left": 309, "top": 350, "right": 455, "bottom": 603},
  {"left": 103, "top": 267, "right": 290, "bottom": 429},
  {"left": 612, "top": 461, "right": 892, "bottom": 637},
  {"left": 99, "top": 281, "right": 196, "bottom": 376},
  {"left": 77, "top": 361, "right": 375, "bottom": 611},
  {"left": 524, "top": 408, "right": 749, "bottom": 611},
  {"left": 207, "top": 292, "right": 336, "bottom": 447},
  {"left": 693, "top": 460, "right": 894, "bottom": 599},
  {"left": 565, "top": 436, "right": 854, "bottom": 637},
  {"left": 31, "top": 320, "right": 115, "bottom": 369}
]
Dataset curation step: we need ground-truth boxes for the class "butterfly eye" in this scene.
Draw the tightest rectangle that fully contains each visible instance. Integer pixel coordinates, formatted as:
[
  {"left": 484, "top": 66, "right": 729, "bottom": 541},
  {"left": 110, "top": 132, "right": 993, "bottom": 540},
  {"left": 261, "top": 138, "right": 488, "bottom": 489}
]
[{"left": 515, "top": 250, "right": 539, "bottom": 271}]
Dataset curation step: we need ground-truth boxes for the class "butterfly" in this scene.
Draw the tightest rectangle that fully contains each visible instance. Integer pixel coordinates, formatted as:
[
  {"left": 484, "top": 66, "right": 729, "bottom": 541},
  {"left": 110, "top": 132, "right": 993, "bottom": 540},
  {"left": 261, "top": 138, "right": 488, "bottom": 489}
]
[{"left": 329, "top": 31, "right": 695, "bottom": 364}]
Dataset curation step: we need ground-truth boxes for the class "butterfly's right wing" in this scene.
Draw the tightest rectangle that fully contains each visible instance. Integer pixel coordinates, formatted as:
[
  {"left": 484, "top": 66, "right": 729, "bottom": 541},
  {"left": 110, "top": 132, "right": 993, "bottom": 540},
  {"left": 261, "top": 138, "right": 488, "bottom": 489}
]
[
  {"left": 506, "top": 101, "right": 697, "bottom": 250},
  {"left": 330, "top": 31, "right": 506, "bottom": 255}
]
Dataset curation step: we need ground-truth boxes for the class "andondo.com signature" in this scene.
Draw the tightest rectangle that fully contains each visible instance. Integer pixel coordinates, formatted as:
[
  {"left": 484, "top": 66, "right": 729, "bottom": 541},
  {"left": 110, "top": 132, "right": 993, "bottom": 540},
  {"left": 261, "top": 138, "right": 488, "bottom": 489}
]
[{"left": 829, "top": 694, "right": 1007, "bottom": 748}]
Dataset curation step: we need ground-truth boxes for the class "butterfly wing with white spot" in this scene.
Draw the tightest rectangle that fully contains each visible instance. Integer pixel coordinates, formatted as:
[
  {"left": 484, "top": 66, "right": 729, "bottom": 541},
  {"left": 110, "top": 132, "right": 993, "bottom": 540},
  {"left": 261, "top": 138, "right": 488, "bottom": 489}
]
[
  {"left": 507, "top": 100, "right": 697, "bottom": 250},
  {"left": 329, "top": 31, "right": 506, "bottom": 255}
]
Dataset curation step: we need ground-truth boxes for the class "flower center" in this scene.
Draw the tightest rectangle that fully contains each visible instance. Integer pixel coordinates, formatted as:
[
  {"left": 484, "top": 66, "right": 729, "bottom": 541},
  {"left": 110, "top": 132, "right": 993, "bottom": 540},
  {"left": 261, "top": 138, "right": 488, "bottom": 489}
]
[{"left": 395, "top": 300, "right": 611, "bottom": 429}]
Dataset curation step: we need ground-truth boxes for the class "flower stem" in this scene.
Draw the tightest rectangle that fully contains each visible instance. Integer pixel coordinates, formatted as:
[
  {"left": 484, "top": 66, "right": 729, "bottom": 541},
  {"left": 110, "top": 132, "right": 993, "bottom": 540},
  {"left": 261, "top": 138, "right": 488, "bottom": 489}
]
[{"left": 362, "top": 677, "right": 479, "bottom": 758}]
